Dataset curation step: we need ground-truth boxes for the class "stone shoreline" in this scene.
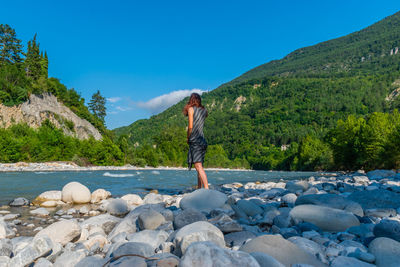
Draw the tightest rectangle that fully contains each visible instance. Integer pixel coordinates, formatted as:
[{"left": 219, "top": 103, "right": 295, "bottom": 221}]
[
  {"left": 0, "top": 162, "right": 251, "bottom": 172},
  {"left": 0, "top": 169, "right": 399, "bottom": 266}
]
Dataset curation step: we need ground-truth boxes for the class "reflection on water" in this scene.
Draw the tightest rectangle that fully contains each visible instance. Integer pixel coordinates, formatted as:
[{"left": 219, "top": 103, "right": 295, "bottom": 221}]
[{"left": 0, "top": 169, "right": 322, "bottom": 205}]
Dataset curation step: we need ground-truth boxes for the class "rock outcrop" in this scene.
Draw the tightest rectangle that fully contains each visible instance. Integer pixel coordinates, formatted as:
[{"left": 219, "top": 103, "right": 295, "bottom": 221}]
[{"left": 0, "top": 93, "right": 101, "bottom": 140}]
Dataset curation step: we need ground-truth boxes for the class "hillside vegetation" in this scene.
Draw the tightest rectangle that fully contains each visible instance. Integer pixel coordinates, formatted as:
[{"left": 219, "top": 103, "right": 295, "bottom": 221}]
[{"left": 115, "top": 11, "right": 400, "bottom": 171}]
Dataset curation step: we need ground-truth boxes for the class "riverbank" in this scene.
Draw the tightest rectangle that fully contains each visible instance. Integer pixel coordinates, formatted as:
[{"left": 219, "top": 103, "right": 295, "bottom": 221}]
[
  {"left": 0, "top": 169, "right": 399, "bottom": 266},
  {"left": 0, "top": 161, "right": 252, "bottom": 172}
]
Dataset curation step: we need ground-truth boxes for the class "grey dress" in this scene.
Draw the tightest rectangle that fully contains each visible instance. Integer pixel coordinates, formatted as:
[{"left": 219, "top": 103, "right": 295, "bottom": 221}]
[{"left": 187, "top": 106, "right": 208, "bottom": 170}]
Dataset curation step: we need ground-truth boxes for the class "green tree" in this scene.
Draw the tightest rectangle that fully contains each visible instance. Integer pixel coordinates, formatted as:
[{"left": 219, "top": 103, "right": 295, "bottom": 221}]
[
  {"left": 0, "top": 24, "right": 23, "bottom": 65},
  {"left": 25, "top": 34, "right": 42, "bottom": 80},
  {"left": 88, "top": 90, "right": 107, "bottom": 123}
]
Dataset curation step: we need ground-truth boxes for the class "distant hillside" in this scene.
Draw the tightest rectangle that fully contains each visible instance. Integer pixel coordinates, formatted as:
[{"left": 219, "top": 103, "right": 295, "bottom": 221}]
[{"left": 114, "top": 11, "right": 400, "bottom": 170}]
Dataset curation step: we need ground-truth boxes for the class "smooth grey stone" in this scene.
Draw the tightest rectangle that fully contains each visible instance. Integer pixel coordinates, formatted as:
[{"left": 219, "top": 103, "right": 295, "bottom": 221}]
[
  {"left": 35, "top": 220, "right": 81, "bottom": 246},
  {"left": 286, "top": 180, "right": 309, "bottom": 193},
  {"left": 159, "top": 209, "right": 174, "bottom": 221},
  {"left": 0, "top": 256, "right": 10, "bottom": 267},
  {"left": 173, "top": 208, "right": 206, "bottom": 229},
  {"left": 111, "top": 242, "right": 154, "bottom": 258},
  {"left": 109, "top": 256, "right": 147, "bottom": 267},
  {"left": 224, "top": 231, "right": 256, "bottom": 247},
  {"left": 348, "top": 189, "right": 400, "bottom": 209},
  {"left": 208, "top": 214, "right": 242, "bottom": 233},
  {"left": 369, "top": 237, "right": 400, "bottom": 267},
  {"left": 295, "top": 194, "right": 363, "bottom": 217},
  {"left": 273, "top": 214, "right": 291, "bottom": 228},
  {"left": 236, "top": 200, "right": 263, "bottom": 217},
  {"left": 180, "top": 189, "right": 228, "bottom": 213},
  {"left": 107, "top": 199, "right": 129, "bottom": 216},
  {"left": 9, "top": 197, "right": 29, "bottom": 207},
  {"left": 146, "top": 253, "right": 179, "bottom": 267},
  {"left": 281, "top": 193, "right": 297, "bottom": 207},
  {"left": 331, "top": 256, "right": 375, "bottom": 267},
  {"left": 259, "top": 188, "right": 285, "bottom": 199},
  {"left": 250, "top": 252, "right": 285, "bottom": 267},
  {"left": 34, "top": 257, "right": 54, "bottom": 267},
  {"left": 365, "top": 208, "right": 396, "bottom": 217},
  {"left": 138, "top": 209, "right": 166, "bottom": 230},
  {"left": 367, "top": 170, "right": 396, "bottom": 180},
  {"left": 180, "top": 241, "right": 260, "bottom": 267},
  {"left": 75, "top": 255, "right": 107, "bottom": 267},
  {"left": 0, "top": 239, "right": 12, "bottom": 257},
  {"left": 373, "top": 219, "right": 400, "bottom": 242},
  {"left": 347, "top": 224, "right": 374, "bottom": 238},
  {"left": 339, "top": 240, "right": 367, "bottom": 252},
  {"left": 173, "top": 221, "right": 225, "bottom": 256},
  {"left": 239, "top": 235, "right": 325, "bottom": 267},
  {"left": 143, "top": 193, "right": 164, "bottom": 204},
  {"left": 80, "top": 214, "right": 122, "bottom": 234},
  {"left": 9, "top": 237, "right": 53, "bottom": 267},
  {"left": 347, "top": 249, "right": 375, "bottom": 263},
  {"left": 290, "top": 205, "right": 359, "bottom": 232},
  {"left": 126, "top": 230, "right": 168, "bottom": 250},
  {"left": 288, "top": 236, "right": 324, "bottom": 257}
]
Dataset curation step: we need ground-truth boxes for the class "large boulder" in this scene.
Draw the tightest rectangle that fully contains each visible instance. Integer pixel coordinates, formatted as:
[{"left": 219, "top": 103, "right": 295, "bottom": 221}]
[
  {"left": 174, "top": 208, "right": 207, "bottom": 229},
  {"left": 9, "top": 236, "right": 53, "bottom": 267},
  {"left": 127, "top": 230, "right": 169, "bottom": 250},
  {"left": 173, "top": 221, "right": 225, "bottom": 256},
  {"left": 107, "top": 199, "right": 129, "bottom": 216},
  {"left": 348, "top": 189, "right": 400, "bottom": 209},
  {"left": 61, "top": 182, "right": 91, "bottom": 204},
  {"left": 180, "top": 241, "right": 260, "bottom": 267},
  {"left": 295, "top": 194, "right": 363, "bottom": 217},
  {"left": 290, "top": 205, "right": 359, "bottom": 232},
  {"left": 138, "top": 209, "right": 165, "bottom": 230},
  {"left": 373, "top": 219, "right": 400, "bottom": 242},
  {"left": 35, "top": 220, "right": 81, "bottom": 245},
  {"left": 180, "top": 189, "right": 228, "bottom": 213},
  {"left": 239, "top": 235, "right": 325, "bottom": 267},
  {"left": 236, "top": 200, "right": 263, "bottom": 217},
  {"left": 369, "top": 237, "right": 400, "bottom": 267},
  {"left": 32, "top": 190, "right": 62, "bottom": 205}
]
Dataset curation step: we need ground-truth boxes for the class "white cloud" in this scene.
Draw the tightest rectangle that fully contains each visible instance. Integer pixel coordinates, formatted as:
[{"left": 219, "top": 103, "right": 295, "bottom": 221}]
[
  {"left": 116, "top": 106, "right": 132, "bottom": 112},
  {"left": 137, "top": 89, "right": 207, "bottom": 114},
  {"left": 107, "top": 97, "right": 122, "bottom": 103}
]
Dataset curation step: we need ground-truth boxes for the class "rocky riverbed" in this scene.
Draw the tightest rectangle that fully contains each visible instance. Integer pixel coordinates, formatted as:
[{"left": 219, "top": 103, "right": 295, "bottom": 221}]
[{"left": 0, "top": 170, "right": 400, "bottom": 266}]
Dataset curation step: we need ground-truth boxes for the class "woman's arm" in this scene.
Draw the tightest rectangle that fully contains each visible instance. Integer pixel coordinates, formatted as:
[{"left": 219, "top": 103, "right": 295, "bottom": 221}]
[{"left": 187, "top": 107, "right": 194, "bottom": 143}]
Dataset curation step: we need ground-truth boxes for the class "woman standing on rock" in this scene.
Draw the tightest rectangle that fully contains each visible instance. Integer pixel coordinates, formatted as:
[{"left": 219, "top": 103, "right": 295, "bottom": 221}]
[{"left": 183, "top": 93, "right": 209, "bottom": 189}]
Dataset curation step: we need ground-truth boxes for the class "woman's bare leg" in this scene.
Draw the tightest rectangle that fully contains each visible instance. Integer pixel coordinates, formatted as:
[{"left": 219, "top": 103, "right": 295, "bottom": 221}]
[
  {"left": 197, "top": 173, "right": 202, "bottom": 189},
  {"left": 194, "top": 162, "right": 209, "bottom": 189}
]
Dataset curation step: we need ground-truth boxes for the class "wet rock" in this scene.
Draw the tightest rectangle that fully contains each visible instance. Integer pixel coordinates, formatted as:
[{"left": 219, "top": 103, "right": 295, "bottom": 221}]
[
  {"left": 107, "top": 199, "right": 129, "bottom": 216},
  {"left": 36, "top": 220, "right": 81, "bottom": 246},
  {"left": 239, "top": 234, "right": 325, "bottom": 267},
  {"left": 90, "top": 189, "right": 111, "bottom": 204},
  {"left": 9, "top": 197, "right": 29, "bottom": 207},
  {"left": 331, "top": 256, "right": 375, "bottom": 267},
  {"left": 30, "top": 207, "right": 50, "bottom": 217},
  {"left": 348, "top": 189, "right": 400, "bottom": 209},
  {"left": 236, "top": 199, "right": 263, "bottom": 217},
  {"left": 295, "top": 194, "right": 363, "bottom": 217},
  {"left": 61, "top": 181, "right": 91, "bottom": 204},
  {"left": 180, "top": 241, "right": 260, "bottom": 267},
  {"left": 180, "top": 189, "right": 228, "bottom": 213},
  {"left": 138, "top": 209, "right": 166, "bottom": 230},
  {"left": 173, "top": 208, "right": 206, "bottom": 229},
  {"left": 373, "top": 219, "right": 400, "bottom": 242},
  {"left": 173, "top": 221, "right": 225, "bottom": 256},
  {"left": 9, "top": 236, "right": 53, "bottom": 267},
  {"left": 290, "top": 205, "right": 359, "bottom": 232},
  {"left": 250, "top": 252, "right": 285, "bottom": 267},
  {"left": 369, "top": 237, "right": 400, "bottom": 267},
  {"left": 127, "top": 230, "right": 169, "bottom": 250},
  {"left": 224, "top": 231, "right": 256, "bottom": 247}
]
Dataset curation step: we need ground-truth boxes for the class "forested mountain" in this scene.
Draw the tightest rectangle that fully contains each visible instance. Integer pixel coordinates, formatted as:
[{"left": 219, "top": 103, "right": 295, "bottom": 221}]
[{"left": 115, "top": 11, "right": 400, "bottom": 170}]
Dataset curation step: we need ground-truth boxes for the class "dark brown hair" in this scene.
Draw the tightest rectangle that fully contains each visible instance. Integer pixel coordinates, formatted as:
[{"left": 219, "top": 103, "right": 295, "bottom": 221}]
[{"left": 183, "top": 93, "right": 204, "bottom": 116}]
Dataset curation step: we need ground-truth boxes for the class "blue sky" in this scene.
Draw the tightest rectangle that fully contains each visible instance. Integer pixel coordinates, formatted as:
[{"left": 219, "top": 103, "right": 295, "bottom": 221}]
[{"left": 2, "top": 1, "right": 399, "bottom": 129}]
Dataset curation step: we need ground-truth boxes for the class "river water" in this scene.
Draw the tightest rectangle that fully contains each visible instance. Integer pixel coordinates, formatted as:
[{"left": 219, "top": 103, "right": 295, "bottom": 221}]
[{"left": 0, "top": 169, "right": 323, "bottom": 205}]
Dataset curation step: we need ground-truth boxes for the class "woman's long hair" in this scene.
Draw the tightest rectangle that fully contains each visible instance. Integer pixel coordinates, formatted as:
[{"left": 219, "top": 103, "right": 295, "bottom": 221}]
[{"left": 183, "top": 93, "right": 204, "bottom": 116}]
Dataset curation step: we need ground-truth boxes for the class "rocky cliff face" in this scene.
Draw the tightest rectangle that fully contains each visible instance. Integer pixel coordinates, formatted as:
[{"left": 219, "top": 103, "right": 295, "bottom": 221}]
[{"left": 0, "top": 93, "right": 102, "bottom": 140}]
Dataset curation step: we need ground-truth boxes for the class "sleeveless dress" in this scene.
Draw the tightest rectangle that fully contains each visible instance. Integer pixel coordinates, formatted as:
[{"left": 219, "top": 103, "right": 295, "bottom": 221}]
[{"left": 187, "top": 106, "right": 208, "bottom": 170}]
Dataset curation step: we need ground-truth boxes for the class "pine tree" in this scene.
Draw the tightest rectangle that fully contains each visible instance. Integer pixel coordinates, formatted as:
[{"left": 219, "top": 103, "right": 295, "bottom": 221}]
[
  {"left": 25, "top": 34, "right": 42, "bottom": 80},
  {"left": 0, "top": 24, "right": 23, "bottom": 64},
  {"left": 40, "top": 51, "right": 48, "bottom": 78},
  {"left": 88, "top": 90, "right": 107, "bottom": 123}
]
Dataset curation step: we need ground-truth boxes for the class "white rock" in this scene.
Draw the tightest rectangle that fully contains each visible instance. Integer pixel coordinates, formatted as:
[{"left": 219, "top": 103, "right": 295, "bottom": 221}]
[
  {"left": 9, "top": 236, "right": 53, "bottom": 267},
  {"left": 61, "top": 182, "right": 91, "bottom": 204},
  {"left": 121, "top": 194, "right": 143, "bottom": 206},
  {"left": 41, "top": 201, "right": 58, "bottom": 207},
  {"left": 35, "top": 220, "right": 81, "bottom": 246},
  {"left": 90, "top": 189, "right": 111, "bottom": 204},
  {"left": 30, "top": 208, "right": 50, "bottom": 217},
  {"left": 34, "top": 190, "right": 62, "bottom": 204}
]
